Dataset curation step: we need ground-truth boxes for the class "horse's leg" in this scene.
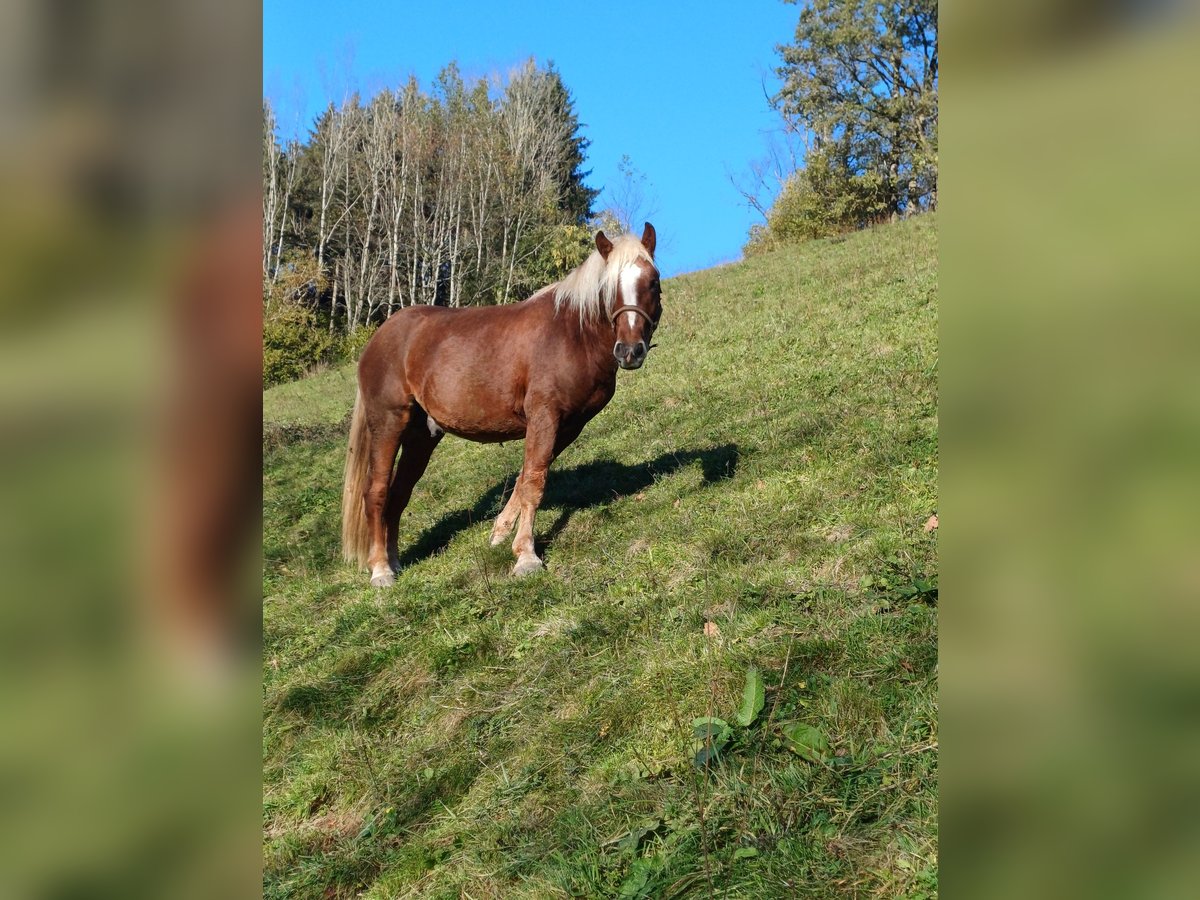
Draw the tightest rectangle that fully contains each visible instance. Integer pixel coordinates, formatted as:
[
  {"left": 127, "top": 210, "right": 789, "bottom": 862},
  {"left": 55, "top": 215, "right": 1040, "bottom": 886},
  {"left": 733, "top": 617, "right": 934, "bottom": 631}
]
[
  {"left": 385, "top": 423, "right": 441, "bottom": 572},
  {"left": 551, "top": 420, "right": 586, "bottom": 459},
  {"left": 499, "top": 416, "right": 587, "bottom": 566},
  {"left": 510, "top": 412, "right": 581, "bottom": 576},
  {"left": 489, "top": 474, "right": 523, "bottom": 547},
  {"left": 491, "top": 417, "right": 585, "bottom": 547},
  {"left": 364, "top": 407, "right": 409, "bottom": 587}
]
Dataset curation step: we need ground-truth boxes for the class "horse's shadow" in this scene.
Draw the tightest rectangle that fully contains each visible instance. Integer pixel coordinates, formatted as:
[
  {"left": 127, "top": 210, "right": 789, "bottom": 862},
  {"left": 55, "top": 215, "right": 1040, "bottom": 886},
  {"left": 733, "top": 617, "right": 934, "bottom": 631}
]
[{"left": 395, "top": 443, "right": 740, "bottom": 569}]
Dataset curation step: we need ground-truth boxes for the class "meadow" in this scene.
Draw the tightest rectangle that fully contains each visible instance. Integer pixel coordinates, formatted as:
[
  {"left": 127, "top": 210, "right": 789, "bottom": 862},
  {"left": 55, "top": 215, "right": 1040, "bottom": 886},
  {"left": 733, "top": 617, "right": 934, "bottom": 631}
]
[{"left": 263, "top": 214, "right": 938, "bottom": 898}]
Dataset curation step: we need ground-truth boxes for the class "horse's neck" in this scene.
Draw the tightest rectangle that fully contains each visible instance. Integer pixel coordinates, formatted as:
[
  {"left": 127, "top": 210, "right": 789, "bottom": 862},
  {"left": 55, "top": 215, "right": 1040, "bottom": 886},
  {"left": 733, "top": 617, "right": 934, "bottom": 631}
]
[
  {"left": 535, "top": 288, "right": 618, "bottom": 380},
  {"left": 574, "top": 312, "right": 619, "bottom": 377}
]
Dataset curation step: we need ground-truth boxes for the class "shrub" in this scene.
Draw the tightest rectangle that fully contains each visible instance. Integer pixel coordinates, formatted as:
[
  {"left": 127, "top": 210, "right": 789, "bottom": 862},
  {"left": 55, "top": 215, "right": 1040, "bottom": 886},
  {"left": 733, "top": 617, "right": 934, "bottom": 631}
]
[
  {"left": 744, "top": 143, "right": 897, "bottom": 255},
  {"left": 511, "top": 222, "right": 593, "bottom": 298},
  {"left": 338, "top": 322, "right": 378, "bottom": 365},
  {"left": 742, "top": 223, "right": 781, "bottom": 259},
  {"left": 263, "top": 303, "right": 337, "bottom": 388}
]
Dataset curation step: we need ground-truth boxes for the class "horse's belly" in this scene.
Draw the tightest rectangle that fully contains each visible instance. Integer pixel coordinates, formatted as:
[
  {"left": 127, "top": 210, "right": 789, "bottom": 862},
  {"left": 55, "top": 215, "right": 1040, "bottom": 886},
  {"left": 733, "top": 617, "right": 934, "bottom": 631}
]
[
  {"left": 405, "top": 317, "right": 539, "bottom": 443},
  {"left": 438, "top": 420, "right": 526, "bottom": 443},
  {"left": 418, "top": 384, "right": 526, "bottom": 444}
]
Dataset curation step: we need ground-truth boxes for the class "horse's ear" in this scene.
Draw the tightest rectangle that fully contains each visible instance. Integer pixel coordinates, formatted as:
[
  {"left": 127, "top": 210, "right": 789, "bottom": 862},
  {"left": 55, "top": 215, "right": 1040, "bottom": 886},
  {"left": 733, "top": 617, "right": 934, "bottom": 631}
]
[
  {"left": 595, "top": 230, "right": 613, "bottom": 260},
  {"left": 640, "top": 222, "right": 656, "bottom": 258}
]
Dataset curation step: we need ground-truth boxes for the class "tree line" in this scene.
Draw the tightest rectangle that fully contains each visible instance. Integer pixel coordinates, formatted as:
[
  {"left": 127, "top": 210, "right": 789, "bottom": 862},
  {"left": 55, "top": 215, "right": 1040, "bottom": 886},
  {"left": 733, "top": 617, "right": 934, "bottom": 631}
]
[{"left": 262, "top": 61, "right": 598, "bottom": 382}]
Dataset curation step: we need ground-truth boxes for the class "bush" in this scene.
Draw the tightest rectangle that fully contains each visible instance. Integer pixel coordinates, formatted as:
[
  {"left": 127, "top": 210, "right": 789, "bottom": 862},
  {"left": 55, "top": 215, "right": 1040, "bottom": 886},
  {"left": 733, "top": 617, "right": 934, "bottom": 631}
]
[
  {"left": 511, "top": 222, "right": 593, "bottom": 298},
  {"left": 744, "top": 144, "right": 897, "bottom": 255},
  {"left": 263, "top": 303, "right": 337, "bottom": 388},
  {"left": 743, "top": 223, "right": 782, "bottom": 259},
  {"left": 337, "top": 323, "right": 378, "bottom": 366}
]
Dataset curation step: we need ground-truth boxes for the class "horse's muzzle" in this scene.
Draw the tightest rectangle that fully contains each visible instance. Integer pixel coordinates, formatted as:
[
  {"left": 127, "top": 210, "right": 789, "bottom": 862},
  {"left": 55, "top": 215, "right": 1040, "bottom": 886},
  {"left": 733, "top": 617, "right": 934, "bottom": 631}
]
[{"left": 614, "top": 340, "right": 647, "bottom": 370}]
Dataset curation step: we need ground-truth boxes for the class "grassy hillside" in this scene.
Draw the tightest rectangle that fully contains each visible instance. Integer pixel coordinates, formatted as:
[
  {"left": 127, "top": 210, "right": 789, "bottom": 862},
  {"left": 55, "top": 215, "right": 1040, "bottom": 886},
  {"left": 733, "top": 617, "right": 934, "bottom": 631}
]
[{"left": 263, "top": 215, "right": 938, "bottom": 898}]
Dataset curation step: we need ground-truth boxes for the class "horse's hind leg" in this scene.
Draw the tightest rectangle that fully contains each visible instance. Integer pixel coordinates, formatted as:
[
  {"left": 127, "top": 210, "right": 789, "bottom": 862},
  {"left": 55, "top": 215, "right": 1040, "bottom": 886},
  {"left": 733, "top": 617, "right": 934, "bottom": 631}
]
[
  {"left": 384, "top": 422, "right": 441, "bottom": 572},
  {"left": 364, "top": 407, "right": 409, "bottom": 587}
]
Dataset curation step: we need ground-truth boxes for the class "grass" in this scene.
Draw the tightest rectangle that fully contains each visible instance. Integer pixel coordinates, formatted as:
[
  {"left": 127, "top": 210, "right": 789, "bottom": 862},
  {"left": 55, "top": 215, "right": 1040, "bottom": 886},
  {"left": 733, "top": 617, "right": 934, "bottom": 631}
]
[{"left": 263, "top": 215, "right": 938, "bottom": 898}]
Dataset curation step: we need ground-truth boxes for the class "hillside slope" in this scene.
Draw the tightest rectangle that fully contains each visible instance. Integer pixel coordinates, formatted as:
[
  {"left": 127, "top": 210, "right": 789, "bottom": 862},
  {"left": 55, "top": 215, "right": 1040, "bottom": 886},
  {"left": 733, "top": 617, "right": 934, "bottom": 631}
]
[{"left": 264, "top": 215, "right": 938, "bottom": 898}]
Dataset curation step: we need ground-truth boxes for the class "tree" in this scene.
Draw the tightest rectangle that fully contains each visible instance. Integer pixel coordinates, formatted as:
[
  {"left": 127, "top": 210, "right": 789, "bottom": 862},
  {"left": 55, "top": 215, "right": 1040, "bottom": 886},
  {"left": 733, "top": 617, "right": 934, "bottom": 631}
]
[
  {"left": 775, "top": 0, "right": 937, "bottom": 222},
  {"left": 262, "top": 100, "right": 299, "bottom": 293},
  {"left": 539, "top": 64, "right": 599, "bottom": 227},
  {"left": 599, "top": 155, "right": 659, "bottom": 236},
  {"left": 729, "top": 126, "right": 805, "bottom": 226}
]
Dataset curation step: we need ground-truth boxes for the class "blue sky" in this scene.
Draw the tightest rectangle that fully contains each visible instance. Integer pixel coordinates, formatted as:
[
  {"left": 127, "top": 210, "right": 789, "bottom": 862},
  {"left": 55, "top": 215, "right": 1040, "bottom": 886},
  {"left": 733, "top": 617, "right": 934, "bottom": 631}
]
[{"left": 264, "top": 1, "right": 800, "bottom": 277}]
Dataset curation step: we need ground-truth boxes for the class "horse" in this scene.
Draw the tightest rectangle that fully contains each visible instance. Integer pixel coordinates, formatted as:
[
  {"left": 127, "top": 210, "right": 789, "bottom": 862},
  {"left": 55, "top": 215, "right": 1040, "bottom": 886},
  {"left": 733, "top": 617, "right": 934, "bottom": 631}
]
[{"left": 341, "top": 222, "right": 663, "bottom": 586}]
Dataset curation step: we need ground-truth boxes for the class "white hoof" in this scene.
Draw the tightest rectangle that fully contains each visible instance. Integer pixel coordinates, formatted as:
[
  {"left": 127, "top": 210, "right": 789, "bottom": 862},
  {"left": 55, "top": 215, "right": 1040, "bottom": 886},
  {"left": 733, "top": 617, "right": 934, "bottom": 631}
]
[
  {"left": 490, "top": 530, "right": 507, "bottom": 547},
  {"left": 512, "top": 555, "right": 543, "bottom": 577},
  {"left": 370, "top": 568, "right": 395, "bottom": 588}
]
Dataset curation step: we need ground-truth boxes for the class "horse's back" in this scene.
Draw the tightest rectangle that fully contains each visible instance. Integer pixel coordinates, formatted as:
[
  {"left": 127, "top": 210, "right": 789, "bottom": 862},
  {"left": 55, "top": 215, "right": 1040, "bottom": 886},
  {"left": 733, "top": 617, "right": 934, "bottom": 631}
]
[{"left": 358, "top": 295, "right": 557, "bottom": 441}]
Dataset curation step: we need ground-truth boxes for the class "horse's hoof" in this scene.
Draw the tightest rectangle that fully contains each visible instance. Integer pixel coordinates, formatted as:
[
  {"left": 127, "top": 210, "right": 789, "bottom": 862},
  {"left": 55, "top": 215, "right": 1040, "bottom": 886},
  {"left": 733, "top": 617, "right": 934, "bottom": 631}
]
[
  {"left": 490, "top": 531, "right": 507, "bottom": 547},
  {"left": 370, "top": 570, "right": 395, "bottom": 588},
  {"left": 512, "top": 555, "right": 543, "bottom": 577}
]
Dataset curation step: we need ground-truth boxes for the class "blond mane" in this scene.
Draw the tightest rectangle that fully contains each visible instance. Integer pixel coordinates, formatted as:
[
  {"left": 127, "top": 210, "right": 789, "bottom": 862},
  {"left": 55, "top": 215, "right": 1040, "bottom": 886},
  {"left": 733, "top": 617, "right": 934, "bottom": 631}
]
[{"left": 553, "top": 234, "right": 657, "bottom": 325}]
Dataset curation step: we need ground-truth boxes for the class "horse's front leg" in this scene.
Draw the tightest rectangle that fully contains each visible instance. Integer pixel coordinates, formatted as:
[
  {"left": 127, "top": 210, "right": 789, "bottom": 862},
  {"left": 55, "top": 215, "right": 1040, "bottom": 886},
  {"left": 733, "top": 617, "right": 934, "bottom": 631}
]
[
  {"left": 510, "top": 413, "right": 558, "bottom": 576},
  {"left": 490, "top": 474, "right": 523, "bottom": 547},
  {"left": 493, "top": 418, "right": 586, "bottom": 552}
]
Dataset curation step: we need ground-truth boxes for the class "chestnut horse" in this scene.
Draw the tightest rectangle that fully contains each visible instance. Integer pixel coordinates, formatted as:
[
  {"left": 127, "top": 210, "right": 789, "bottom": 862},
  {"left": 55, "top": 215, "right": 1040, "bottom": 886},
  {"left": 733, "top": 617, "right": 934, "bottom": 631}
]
[{"left": 341, "top": 223, "right": 662, "bottom": 586}]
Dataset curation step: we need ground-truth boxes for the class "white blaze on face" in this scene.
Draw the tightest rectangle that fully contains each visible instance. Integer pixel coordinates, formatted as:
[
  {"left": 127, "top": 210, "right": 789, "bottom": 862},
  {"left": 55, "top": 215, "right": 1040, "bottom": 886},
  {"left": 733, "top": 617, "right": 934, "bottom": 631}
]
[{"left": 620, "top": 264, "right": 643, "bottom": 331}]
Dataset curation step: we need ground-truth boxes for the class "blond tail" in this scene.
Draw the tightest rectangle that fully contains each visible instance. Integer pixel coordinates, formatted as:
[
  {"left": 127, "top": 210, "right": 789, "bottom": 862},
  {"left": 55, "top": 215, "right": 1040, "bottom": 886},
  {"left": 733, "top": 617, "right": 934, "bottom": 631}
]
[{"left": 340, "top": 386, "right": 372, "bottom": 569}]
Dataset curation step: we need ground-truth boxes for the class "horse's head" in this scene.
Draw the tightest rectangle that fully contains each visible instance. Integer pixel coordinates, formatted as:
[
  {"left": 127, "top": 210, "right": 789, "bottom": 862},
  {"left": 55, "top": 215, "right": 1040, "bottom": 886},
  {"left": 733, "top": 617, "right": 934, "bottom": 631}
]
[{"left": 597, "top": 222, "right": 660, "bottom": 370}]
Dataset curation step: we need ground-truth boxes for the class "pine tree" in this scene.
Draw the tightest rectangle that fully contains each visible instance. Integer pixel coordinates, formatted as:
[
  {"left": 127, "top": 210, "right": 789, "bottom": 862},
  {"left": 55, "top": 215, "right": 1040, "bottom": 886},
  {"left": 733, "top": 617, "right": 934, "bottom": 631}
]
[{"left": 541, "top": 63, "right": 599, "bottom": 226}]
